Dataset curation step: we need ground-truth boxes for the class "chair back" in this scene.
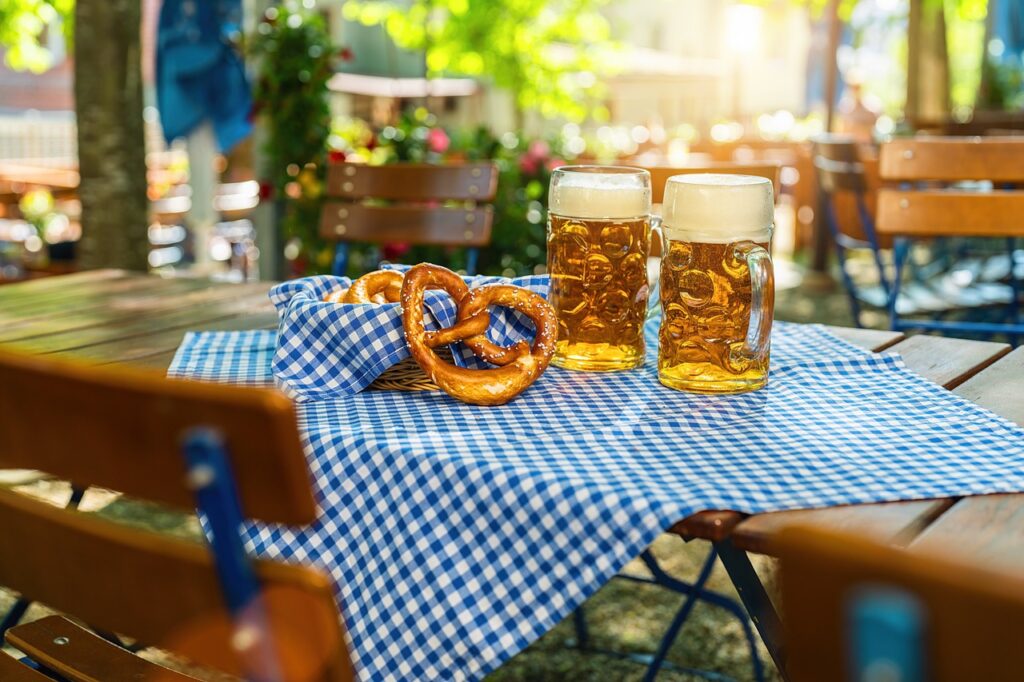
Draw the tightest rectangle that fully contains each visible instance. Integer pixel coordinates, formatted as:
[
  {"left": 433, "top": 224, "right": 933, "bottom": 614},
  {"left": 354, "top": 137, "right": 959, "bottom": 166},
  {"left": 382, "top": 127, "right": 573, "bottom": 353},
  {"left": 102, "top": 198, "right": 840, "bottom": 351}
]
[
  {"left": 877, "top": 137, "right": 1024, "bottom": 238},
  {"left": 320, "top": 161, "right": 498, "bottom": 249},
  {"left": 0, "top": 351, "right": 352, "bottom": 680},
  {"left": 0, "top": 350, "right": 314, "bottom": 525},
  {"left": 812, "top": 135, "right": 886, "bottom": 247},
  {"left": 779, "top": 525, "right": 1024, "bottom": 682}
]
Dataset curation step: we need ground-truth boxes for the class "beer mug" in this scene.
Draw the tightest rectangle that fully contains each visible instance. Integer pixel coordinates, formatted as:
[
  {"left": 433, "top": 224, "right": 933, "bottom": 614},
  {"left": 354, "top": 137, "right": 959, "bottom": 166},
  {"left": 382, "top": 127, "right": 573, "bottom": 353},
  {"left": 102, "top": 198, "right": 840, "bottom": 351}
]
[
  {"left": 547, "top": 166, "right": 652, "bottom": 371},
  {"left": 658, "top": 174, "right": 775, "bottom": 393}
]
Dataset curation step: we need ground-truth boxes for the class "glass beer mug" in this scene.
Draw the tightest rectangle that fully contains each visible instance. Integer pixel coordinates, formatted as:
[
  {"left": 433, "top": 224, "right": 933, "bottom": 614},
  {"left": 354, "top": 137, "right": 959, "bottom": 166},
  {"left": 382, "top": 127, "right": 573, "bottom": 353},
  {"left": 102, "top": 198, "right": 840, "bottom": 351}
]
[
  {"left": 658, "top": 174, "right": 775, "bottom": 393},
  {"left": 547, "top": 166, "right": 652, "bottom": 371}
]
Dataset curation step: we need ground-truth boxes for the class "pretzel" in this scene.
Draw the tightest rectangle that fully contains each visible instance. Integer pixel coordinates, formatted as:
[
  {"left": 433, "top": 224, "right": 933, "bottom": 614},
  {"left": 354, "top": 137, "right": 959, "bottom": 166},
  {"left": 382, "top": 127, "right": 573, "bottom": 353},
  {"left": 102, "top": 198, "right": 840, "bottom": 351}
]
[
  {"left": 323, "top": 288, "right": 349, "bottom": 304},
  {"left": 400, "top": 263, "right": 557, "bottom": 406},
  {"left": 322, "top": 270, "right": 404, "bottom": 305},
  {"left": 343, "top": 270, "right": 404, "bottom": 304}
]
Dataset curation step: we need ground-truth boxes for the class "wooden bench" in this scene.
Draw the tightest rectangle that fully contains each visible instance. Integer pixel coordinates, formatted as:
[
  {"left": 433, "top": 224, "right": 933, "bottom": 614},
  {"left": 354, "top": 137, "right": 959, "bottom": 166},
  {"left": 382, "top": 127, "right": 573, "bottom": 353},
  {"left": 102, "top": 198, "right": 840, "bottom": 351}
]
[
  {"left": 0, "top": 348, "right": 354, "bottom": 681},
  {"left": 320, "top": 161, "right": 499, "bottom": 276}
]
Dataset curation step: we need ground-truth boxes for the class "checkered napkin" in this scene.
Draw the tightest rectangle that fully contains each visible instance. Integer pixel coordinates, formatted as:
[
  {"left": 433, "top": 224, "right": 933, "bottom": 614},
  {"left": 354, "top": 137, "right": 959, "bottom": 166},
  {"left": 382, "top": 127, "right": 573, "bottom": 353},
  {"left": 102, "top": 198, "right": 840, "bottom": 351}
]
[
  {"left": 269, "top": 268, "right": 548, "bottom": 401},
  {"left": 169, "top": 320, "right": 1024, "bottom": 682}
]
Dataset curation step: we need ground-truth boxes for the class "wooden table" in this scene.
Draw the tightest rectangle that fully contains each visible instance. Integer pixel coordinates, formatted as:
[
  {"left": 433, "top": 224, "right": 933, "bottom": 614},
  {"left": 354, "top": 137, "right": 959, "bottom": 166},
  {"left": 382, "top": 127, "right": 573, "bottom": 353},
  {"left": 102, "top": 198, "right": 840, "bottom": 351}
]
[{"left": 3, "top": 270, "right": 1022, "bottom": 679}]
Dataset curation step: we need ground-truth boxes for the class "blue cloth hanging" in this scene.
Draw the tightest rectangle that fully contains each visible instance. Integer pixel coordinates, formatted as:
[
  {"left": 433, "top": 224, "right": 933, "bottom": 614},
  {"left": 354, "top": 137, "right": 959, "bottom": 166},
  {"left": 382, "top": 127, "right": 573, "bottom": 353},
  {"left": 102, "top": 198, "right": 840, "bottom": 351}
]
[
  {"left": 991, "top": 0, "right": 1024, "bottom": 62},
  {"left": 156, "top": 0, "right": 252, "bottom": 151}
]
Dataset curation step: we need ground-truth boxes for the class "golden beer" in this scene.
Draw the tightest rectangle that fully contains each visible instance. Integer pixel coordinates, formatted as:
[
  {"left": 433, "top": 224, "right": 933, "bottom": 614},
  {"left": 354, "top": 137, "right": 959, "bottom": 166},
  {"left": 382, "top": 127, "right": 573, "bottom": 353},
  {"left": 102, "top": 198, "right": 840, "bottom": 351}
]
[
  {"left": 658, "top": 174, "right": 775, "bottom": 394},
  {"left": 547, "top": 167, "right": 652, "bottom": 371}
]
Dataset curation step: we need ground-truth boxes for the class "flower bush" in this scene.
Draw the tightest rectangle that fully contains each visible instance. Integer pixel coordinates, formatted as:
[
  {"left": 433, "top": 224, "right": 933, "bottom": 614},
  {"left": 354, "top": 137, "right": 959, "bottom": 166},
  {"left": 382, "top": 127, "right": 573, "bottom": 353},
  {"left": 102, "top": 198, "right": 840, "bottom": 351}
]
[
  {"left": 327, "top": 109, "right": 574, "bottom": 277},
  {"left": 249, "top": 2, "right": 345, "bottom": 276}
]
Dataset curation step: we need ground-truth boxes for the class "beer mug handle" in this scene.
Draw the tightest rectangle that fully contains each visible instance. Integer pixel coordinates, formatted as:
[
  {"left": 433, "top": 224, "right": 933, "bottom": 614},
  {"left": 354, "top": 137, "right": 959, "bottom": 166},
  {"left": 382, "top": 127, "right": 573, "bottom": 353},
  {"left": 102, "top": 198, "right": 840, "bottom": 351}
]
[
  {"left": 734, "top": 241, "right": 774, "bottom": 361},
  {"left": 647, "top": 215, "right": 663, "bottom": 318}
]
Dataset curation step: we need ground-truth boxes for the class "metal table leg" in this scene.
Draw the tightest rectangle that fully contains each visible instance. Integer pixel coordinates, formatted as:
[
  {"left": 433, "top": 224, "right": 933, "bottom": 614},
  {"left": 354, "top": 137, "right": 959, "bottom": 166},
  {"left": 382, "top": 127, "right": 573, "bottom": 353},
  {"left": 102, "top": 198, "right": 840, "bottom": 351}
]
[{"left": 714, "top": 538, "right": 787, "bottom": 680}]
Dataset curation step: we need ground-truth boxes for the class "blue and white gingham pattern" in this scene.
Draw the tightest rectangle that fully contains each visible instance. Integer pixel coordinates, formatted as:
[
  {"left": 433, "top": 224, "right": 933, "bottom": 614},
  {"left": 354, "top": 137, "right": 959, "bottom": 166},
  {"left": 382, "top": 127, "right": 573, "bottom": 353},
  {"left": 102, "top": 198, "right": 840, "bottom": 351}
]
[
  {"left": 170, "top": 319, "right": 1024, "bottom": 682},
  {"left": 269, "top": 268, "right": 548, "bottom": 400}
]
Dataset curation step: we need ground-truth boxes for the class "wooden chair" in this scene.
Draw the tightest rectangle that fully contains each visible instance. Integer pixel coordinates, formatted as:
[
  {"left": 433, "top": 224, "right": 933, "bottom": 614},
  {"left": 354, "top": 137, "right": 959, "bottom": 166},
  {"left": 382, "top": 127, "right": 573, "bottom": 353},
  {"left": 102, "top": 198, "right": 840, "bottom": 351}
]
[
  {"left": 0, "top": 350, "right": 354, "bottom": 681},
  {"left": 779, "top": 525, "right": 1024, "bottom": 682},
  {"left": 877, "top": 137, "right": 1024, "bottom": 339},
  {"left": 812, "top": 135, "right": 891, "bottom": 327},
  {"left": 320, "top": 161, "right": 498, "bottom": 276}
]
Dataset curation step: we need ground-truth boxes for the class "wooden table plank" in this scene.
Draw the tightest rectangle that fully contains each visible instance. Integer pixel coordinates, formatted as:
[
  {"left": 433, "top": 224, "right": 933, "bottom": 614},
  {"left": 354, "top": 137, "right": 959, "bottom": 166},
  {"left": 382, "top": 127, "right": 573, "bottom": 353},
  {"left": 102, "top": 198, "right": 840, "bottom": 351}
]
[
  {"left": 672, "top": 326, "right": 909, "bottom": 543},
  {"left": 886, "top": 334, "right": 1011, "bottom": 388},
  {"left": 0, "top": 279, "right": 216, "bottom": 333},
  {"left": 3, "top": 288, "right": 273, "bottom": 354},
  {"left": 678, "top": 333, "right": 1009, "bottom": 552},
  {"left": 905, "top": 350, "right": 1024, "bottom": 573},
  {"left": 730, "top": 499, "right": 956, "bottom": 555},
  {"left": 824, "top": 326, "right": 905, "bottom": 351},
  {"left": 61, "top": 311, "right": 281, "bottom": 366},
  {"left": 0, "top": 274, "right": 154, "bottom": 313},
  {"left": 949, "top": 346, "right": 1024, "bottom": 425},
  {"left": 0, "top": 280, "right": 253, "bottom": 341},
  {"left": 0, "top": 269, "right": 125, "bottom": 298}
]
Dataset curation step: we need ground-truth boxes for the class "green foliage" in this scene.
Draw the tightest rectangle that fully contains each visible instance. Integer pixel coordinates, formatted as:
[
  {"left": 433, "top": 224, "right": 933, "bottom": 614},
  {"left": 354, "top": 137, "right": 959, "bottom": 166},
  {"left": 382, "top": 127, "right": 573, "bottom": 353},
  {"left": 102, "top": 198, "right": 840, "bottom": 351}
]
[
  {"left": 341, "top": 0, "right": 616, "bottom": 122},
  {"left": 249, "top": 3, "right": 339, "bottom": 274},
  {"left": 0, "top": 0, "right": 74, "bottom": 72},
  {"left": 978, "top": 57, "right": 1024, "bottom": 110},
  {"left": 327, "top": 110, "right": 560, "bottom": 277},
  {"left": 946, "top": 0, "right": 988, "bottom": 112}
]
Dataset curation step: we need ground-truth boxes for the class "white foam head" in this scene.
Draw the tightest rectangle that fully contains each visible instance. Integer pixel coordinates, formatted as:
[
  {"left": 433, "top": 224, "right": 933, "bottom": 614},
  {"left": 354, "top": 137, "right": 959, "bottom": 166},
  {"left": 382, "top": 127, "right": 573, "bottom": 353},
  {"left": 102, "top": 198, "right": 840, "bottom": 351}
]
[
  {"left": 549, "top": 166, "right": 651, "bottom": 220},
  {"left": 662, "top": 173, "right": 774, "bottom": 243}
]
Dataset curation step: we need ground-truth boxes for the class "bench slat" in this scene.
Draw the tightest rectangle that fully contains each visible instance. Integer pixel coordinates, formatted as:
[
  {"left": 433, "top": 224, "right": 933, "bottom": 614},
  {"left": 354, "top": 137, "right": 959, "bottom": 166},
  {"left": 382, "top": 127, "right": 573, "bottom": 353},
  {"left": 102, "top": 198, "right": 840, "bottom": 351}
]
[{"left": 7, "top": 616, "right": 198, "bottom": 682}]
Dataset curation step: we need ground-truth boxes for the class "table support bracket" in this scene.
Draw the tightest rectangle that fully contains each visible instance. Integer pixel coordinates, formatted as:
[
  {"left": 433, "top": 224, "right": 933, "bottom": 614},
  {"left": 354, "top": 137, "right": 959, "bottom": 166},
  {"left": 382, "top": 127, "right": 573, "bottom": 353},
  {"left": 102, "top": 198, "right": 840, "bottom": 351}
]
[{"left": 713, "top": 538, "right": 788, "bottom": 680}]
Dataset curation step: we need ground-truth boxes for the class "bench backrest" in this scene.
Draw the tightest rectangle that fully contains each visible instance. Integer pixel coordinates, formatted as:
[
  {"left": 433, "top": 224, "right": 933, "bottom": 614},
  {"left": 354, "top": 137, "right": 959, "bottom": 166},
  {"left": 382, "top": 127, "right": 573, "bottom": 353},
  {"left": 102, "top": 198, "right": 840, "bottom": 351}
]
[
  {"left": 319, "top": 161, "right": 499, "bottom": 248},
  {"left": 877, "top": 137, "right": 1024, "bottom": 238},
  {"left": 780, "top": 525, "right": 1024, "bottom": 682},
  {"left": 0, "top": 350, "right": 352, "bottom": 680}
]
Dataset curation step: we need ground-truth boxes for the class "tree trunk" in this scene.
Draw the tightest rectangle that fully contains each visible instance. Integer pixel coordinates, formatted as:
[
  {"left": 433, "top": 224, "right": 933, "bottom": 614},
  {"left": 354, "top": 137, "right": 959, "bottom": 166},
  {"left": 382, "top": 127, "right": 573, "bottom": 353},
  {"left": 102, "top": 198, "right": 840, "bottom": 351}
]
[
  {"left": 906, "top": 0, "right": 951, "bottom": 127},
  {"left": 74, "top": 0, "right": 149, "bottom": 271}
]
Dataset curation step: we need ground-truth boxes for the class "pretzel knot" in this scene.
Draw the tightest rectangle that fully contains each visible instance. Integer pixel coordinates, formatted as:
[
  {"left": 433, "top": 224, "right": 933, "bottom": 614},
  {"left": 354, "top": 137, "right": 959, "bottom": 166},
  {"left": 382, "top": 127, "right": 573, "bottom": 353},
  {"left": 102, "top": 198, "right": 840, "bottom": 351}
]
[
  {"left": 401, "top": 263, "right": 557, "bottom": 406},
  {"left": 323, "top": 270, "right": 404, "bottom": 305}
]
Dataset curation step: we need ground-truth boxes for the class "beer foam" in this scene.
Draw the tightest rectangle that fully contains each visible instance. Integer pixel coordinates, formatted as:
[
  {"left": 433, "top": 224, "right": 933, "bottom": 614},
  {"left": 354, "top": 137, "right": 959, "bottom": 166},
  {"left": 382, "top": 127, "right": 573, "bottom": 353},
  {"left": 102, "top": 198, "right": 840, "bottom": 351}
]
[
  {"left": 549, "top": 167, "right": 651, "bottom": 219},
  {"left": 662, "top": 174, "right": 774, "bottom": 243}
]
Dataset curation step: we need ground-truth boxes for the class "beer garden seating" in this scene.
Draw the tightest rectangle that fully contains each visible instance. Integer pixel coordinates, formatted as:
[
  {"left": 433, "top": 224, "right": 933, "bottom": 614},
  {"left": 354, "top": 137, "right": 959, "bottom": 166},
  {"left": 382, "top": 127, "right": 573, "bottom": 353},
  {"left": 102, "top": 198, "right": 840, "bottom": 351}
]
[
  {"left": 877, "top": 137, "right": 1024, "bottom": 340},
  {"left": 319, "top": 161, "right": 499, "bottom": 276},
  {"left": 0, "top": 349, "right": 354, "bottom": 680}
]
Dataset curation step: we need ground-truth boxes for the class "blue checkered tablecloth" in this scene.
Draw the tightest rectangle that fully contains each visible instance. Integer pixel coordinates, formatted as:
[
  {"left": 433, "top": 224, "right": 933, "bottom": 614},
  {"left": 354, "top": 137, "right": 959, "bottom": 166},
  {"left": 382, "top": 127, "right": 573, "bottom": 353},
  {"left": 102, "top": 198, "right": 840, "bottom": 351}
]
[
  {"left": 170, "top": 318, "right": 1024, "bottom": 682},
  {"left": 270, "top": 269, "right": 547, "bottom": 401}
]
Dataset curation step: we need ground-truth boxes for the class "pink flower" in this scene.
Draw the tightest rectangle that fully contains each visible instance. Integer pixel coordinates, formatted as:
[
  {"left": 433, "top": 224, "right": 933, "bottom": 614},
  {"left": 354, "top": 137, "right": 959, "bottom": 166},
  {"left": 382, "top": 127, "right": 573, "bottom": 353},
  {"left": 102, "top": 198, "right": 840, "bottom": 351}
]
[
  {"left": 383, "top": 242, "right": 411, "bottom": 260},
  {"left": 427, "top": 128, "right": 450, "bottom": 154},
  {"left": 546, "top": 157, "right": 566, "bottom": 172},
  {"left": 519, "top": 154, "right": 540, "bottom": 175},
  {"left": 527, "top": 139, "right": 550, "bottom": 159}
]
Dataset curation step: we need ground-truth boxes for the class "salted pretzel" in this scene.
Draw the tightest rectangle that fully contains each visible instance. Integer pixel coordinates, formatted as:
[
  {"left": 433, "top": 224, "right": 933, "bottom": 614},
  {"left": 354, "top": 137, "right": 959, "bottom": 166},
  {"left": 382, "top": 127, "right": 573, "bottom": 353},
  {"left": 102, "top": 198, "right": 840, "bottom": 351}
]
[
  {"left": 323, "top": 288, "right": 349, "bottom": 304},
  {"left": 400, "top": 263, "right": 557, "bottom": 406},
  {"left": 323, "top": 270, "right": 404, "bottom": 305}
]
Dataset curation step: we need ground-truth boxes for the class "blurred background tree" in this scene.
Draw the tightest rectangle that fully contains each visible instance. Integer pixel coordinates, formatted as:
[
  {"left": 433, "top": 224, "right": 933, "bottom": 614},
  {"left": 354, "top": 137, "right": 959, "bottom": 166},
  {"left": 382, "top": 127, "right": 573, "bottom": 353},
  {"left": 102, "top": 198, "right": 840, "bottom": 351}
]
[
  {"left": 0, "top": 0, "right": 148, "bottom": 270},
  {"left": 0, "top": 0, "right": 73, "bottom": 72},
  {"left": 341, "top": 0, "right": 618, "bottom": 126},
  {"left": 73, "top": 0, "right": 148, "bottom": 270}
]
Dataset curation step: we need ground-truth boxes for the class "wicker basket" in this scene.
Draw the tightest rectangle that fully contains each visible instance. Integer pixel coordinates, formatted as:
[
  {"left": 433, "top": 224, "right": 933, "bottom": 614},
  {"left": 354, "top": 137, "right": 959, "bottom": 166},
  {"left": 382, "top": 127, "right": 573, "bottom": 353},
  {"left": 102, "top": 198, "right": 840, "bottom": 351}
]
[{"left": 367, "top": 348, "right": 452, "bottom": 392}]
